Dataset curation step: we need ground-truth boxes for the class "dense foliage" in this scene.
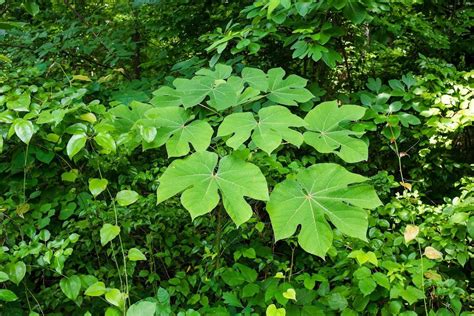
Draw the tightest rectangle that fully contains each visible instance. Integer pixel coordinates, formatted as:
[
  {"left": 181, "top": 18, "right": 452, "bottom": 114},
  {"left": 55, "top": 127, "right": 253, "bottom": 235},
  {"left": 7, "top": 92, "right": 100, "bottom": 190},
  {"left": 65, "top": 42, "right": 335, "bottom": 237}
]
[{"left": 0, "top": 0, "right": 472, "bottom": 315}]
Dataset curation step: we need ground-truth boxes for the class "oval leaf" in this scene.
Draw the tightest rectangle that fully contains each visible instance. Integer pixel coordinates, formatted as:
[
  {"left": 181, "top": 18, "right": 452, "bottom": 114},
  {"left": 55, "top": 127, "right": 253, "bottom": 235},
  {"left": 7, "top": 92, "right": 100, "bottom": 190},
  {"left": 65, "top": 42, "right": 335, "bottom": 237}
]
[
  {"left": 67, "top": 133, "right": 87, "bottom": 158},
  {"left": 404, "top": 225, "right": 419, "bottom": 243},
  {"left": 14, "top": 119, "right": 34, "bottom": 144},
  {"left": 116, "top": 190, "right": 139, "bottom": 206}
]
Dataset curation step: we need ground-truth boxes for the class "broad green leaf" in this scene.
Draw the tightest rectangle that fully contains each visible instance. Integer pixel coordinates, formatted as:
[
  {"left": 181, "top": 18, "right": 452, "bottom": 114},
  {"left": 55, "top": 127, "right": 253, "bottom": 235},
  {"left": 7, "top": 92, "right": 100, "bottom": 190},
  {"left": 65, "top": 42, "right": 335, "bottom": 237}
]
[
  {"left": 0, "top": 289, "right": 18, "bottom": 302},
  {"left": 61, "top": 169, "right": 78, "bottom": 182},
  {"left": 116, "top": 190, "right": 139, "bottom": 206},
  {"left": 105, "top": 289, "right": 126, "bottom": 310},
  {"left": 79, "top": 113, "right": 97, "bottom": 123},
  {"left": 157, "top": 151, "right": 268, "bottom": 226},
  {"left": 144, "top": 107, "right": 213, "bottom": 157},
  {"left": 13, "top": 119, "right": 34, "bottom": 144},
  {"left": 60, "top": 275, "right": 81, "bottom": 301},
  {"left": 267, "top": 0, "right": 280, "bottom": 17},
  {"left": 267, "top": 68, "right": 314, "bottom": 106},
  {"left": 359, "top": 278, "right": 376, "bottom": 296},
  {"left": 373, "top": 272, "right": 390, "bottom": 290},
  {"left": 171, "top": 66, "right": 242, "bottom": 110},
  {"left": 218, "top": 105, "right": 306, "bottom": 154},
  {"left": 267, "top": 163, "right": 382, "bottom": 257},
  {"left": 105, "top": 308, "right": 122, "bottom": 316},
  {"left": 0, "top": 271, "right": 9, "bottom": 282},
  {"left": 128, "top": 248, "right": 147, "bottom": 261},
  {"left": 88, "top": 178, "right": 108, "bottom": 197},
  {"left": 282, "top": 288, "right": 296, "bottom": 301},
  {"left": 7, "top": 92, "right": 30, "bottom": 112},
  {"left": 127, "top": 301, "right": 156, "bottom": 316},
  {"left": 266, "top": 304, "right": 286, "bottom": 316},
  {"left": 304, "top": 101, "right": 368, "bottom": 163},
  {"left": 150, "top": 86, "right": 182, "bottom": 107},
  {"left": 242, "top": 67, "right": 268, "bottom": 91},
  {"left": 342, "top": 0, "right": 367, "bottom": 24},
  {"left": 223, "top": 291, "right": 243, "bottom": 307},
  {"left": 108, "top": 102, "right": 153, "bottom": 134},
  {"left": 94, "top": 133, "right": 116, "bottom": 153},
  {"left": 100, "top": 224, "right": 121, "bottom": 246},
  {"left": 67, "top": 133, "right": 87, "bottom": 158},
  {"left": 173, "top": 77, "right": 214, "bottom": 107},
  {"left": 24, "top": 1, "right": 40, "bottom": 16},
  {"left": 85, "top": 281, "right": 106, "bottom": 296},
  {"left": 6, "top": 261, "right": 26, "bottom": 285}
]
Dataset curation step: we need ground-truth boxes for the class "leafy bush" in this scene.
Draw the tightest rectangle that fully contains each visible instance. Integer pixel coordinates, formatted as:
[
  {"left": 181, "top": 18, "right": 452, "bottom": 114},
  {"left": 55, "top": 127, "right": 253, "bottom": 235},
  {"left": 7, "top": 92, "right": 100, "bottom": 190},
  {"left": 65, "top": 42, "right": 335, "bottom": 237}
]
[{"left": 0, "top": 1, "right": 472, "bottom": 315}]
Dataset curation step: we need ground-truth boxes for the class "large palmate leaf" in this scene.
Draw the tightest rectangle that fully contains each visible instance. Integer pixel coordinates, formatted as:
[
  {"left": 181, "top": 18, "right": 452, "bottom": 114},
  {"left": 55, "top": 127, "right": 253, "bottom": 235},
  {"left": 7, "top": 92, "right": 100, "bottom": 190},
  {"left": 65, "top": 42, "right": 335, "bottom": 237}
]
[
  {"left": 144, "top": 107, "right": 213, "bottom": 157},
  {"left": 217, "top": 105, "right": 306, "bottom": 154},
  {"left": 267, "top": 163, "right": 382, "bottom": 257},
  {"left": 266, "top": 68, "right": 314, "bottom": 106},
  {"left": 152, "top": 64, "right": 246, "bottom": 110},
  {"left": 157, "top": 151, "right": 268, "bottom": 226},
  {"left": 304, "top": 101, "right": 368, "bottom": 163}
]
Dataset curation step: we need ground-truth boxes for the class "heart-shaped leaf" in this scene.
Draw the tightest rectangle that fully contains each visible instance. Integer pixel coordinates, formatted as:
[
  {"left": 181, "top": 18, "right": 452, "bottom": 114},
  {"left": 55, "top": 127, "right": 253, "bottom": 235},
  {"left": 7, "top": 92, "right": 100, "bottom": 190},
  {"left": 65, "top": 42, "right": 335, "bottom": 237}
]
[
  {"left": 60, "top": 275, "right": 81, "bottom": 301},
  {"left": 100, "top": 224, "right": 121, "bottom": 246},
  {"left": 89, "top": 178, "right": 108, "bottom": 197}
]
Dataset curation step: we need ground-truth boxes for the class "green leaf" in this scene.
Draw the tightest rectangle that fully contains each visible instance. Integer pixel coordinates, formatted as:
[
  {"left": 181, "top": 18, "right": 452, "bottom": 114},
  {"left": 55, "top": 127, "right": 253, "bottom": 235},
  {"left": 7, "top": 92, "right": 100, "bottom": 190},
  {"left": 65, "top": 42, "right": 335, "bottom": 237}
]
[
  {"left": 105, "top": 308, "right": 122, "bottom": 316},
  {"left": 0, "top": 289, "right": 18, "bottom": 302},
  {"left": 267, "top": 0, "right": 280, "bottom": 17},
  {"left": 144, "top": 107, "right": 213, "bottom": 157},
  {"left": 88, "top": 178, "right": 108, "bottom": 197},
  {"left": 373, "top": 272, "right": 390, "bottom": 290},
  {"left": 282, "top": 288, "right": 297, "bottom": 301},
  {"left": 7, "top": 92, "right": 30, "bottom": 112},
  {"left": 218, "top": 106, "right": 306, "bottom": 154},
  {"left": 401, "top": 286, "right": 425, "bottom": 305},
  {"left": 24, "top": 1, "right": 40, "bottom": 16},
  {"left": 85, "top": 281, "right": 106, "bottom": 296},
  {"left": 127, "top": 301, "right": 157, "bottom": 316},
  {"left": 13, "top": 119, "right": 34, "bottom": 144},
  {"left": 116, "top": 190, "right": 139, "bottom": 206},
  {"left": 94, "top": 133, "right": 116, "bottom": 153},
  {"left": 61, "top": 169, "right": 79, "bottom": 182},
  {"left": 223, "top": 291, "right": 243, "bottom": 307},
  {"left": 0, "top": 271, "right": 9, "bottom": 282},
  {"left": 67, "top": 133, "right": 87, "bottom": 158},
  {"left": 60, "top": 275, "right": 81, "bottom": 301},
  {"left": 128, "top": 248, "right": 147, "bottom": 261},
  {"left": 100, "top": 224, "right": 121, "bottom": 246},
  {"left": 267, "top": 68, "right": 314, "bottom": 106},
  {"left": 157, "top": 151, "right": 268, "bottom": 226},
  {"left": 6, "top": 261, "right": 26, "bottom": 285},
  {"left": 267, "top": 163, "right": 381, "bottom": 257},
  {"left": 105, "top": 289, "right": 126, "bottom": 310},
  {"left": 266, "top": 304, "right": 286, "bottom": 316},
  {"left": 242, "top": 67, "right": 268, "bottom": 91},
  {"left": 342, "top": 0, "right": 367, "bottom": 24},
  {"left": 328, "top": 292, "right": 348, "bottom": 311},
  {"left": 304, "top": 101, "right": 368, "bottom": 163},
  {"left": 358, "top": 278, "right": 377, "bottom": 296}
]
